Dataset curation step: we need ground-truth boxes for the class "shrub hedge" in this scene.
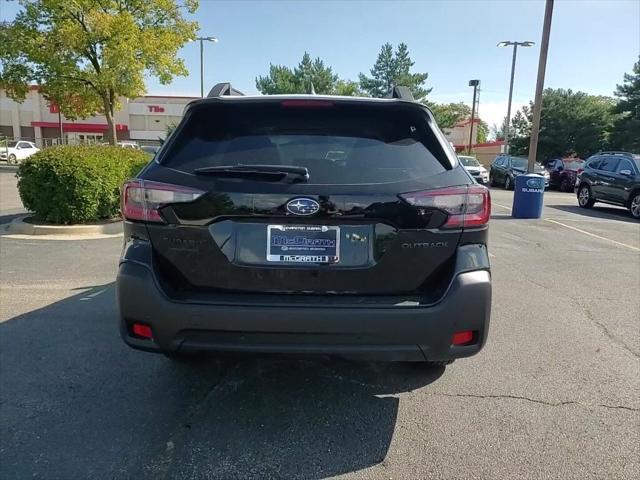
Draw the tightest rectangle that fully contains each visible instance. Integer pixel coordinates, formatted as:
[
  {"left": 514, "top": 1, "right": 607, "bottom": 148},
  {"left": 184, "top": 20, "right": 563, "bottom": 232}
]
[{"left": 17, "top": 145, "right": 149, "bottom": 224}]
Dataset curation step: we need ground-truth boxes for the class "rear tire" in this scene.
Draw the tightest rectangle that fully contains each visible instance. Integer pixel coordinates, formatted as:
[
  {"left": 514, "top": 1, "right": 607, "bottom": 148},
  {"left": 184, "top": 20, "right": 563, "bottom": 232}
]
[
  {"left": 629, "top": 192, "right": 640, "bottom": 219},
  {"left": 8, "top": 154, "right": 17, "bottom": 164},
  {"left": 489, "top": 174, "right": 496, "bottom": 187},
  {"left": 560, "top": 177, "right": 572, "bottom": 193},
  {"left": 424, "top": 360, "right": 454, "bottom": 367},
  {"left": 504, "top": 175, "right": 513, "bottom": 191},
  {"left": 578, "top": 184, "right": 595, "bottom": 209}
]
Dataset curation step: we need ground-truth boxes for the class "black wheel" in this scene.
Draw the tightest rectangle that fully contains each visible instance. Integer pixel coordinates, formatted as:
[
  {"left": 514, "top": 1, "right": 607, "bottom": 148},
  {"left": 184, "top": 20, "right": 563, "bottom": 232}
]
[
  {"left": 424, "top": 360, "right": 454, "bottom": 367},
  {"left": 629, "top": 192, "right": 640, "bottom": 219},
  {"left": 489, "top": 173, "right": 496, "bottom": 187},
  {"left": 560, "top": 177, "right": 572, "bottom": 192},
  {"left": 578, "top": 184, "right": 595, "bottom": 209},
  {"left": 504, "top": 175, "right": 513, "bottom": 191},
  {"left": 8, "top": 154, "right": 17, "bottom": 164}
]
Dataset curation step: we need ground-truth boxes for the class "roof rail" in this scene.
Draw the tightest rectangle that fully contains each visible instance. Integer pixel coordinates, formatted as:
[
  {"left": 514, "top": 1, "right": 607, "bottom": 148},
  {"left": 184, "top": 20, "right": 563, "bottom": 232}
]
[
  {"left": 386, "top": 86, "right": 415, "bottom": 102},
  {"left": 597, "top": 151, "right": 633, "bottom": 157},
  {"left": 207, "top": 82, "right": 245, "bottom": 98}
]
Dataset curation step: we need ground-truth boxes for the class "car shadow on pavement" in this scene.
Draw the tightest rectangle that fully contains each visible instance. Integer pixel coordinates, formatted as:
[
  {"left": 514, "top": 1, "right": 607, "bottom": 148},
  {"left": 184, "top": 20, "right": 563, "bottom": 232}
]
[
  {"left": 547, "top": 204, "right": 636, "bottom": 223},
  {"left": 0, "top": 284, "right": 444, "bottom": 480}
]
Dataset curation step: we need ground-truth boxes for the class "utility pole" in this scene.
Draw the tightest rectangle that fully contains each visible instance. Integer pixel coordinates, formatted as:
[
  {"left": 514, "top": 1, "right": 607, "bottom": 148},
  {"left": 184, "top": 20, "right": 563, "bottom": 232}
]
[
  {"left": 191, "top": 36, "right": 218, "bottom": 98},
  {"left": 497, "top": 41, "right": 535, "bottom": 154},
  {"left": 468, "top": 80, "right": 480, "bottom": 153},
  {"left": 528, "top": 0, "right": 554, "bottom": 173},
  {"left": 58, "top": 109, "right": 63, "bottom": 145}
]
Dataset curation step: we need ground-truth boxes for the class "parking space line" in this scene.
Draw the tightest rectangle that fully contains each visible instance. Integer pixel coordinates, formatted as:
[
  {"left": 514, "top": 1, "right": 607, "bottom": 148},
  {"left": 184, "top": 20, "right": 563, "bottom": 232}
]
[
  {"left": 492, "top": 203, "right": 512, "bottom": 212},
  {"left": 544, "top": 218, "right": 640, "bottom": 252}
]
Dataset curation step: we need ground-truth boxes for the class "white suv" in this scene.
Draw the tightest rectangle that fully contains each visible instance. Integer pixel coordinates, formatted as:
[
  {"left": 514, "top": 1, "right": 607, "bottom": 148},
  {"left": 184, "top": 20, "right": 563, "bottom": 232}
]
[{"left": 0, "top": 141, "right": 40, "bottom": 164}]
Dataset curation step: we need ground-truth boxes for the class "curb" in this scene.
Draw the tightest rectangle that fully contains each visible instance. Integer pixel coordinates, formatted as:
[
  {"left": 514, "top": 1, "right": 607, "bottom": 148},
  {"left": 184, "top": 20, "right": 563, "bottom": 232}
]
[{"left": 6, "top": 215, "right": 123, "bottom": 236}]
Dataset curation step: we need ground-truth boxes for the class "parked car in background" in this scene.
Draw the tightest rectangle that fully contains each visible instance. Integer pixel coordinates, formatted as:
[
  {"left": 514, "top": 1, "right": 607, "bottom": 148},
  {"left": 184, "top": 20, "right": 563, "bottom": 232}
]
[
  {"left": 117, "top": 141, "right": 140, "bottom": 149},
  {"left": 459, "top": 155, "right": 489, "bottom": 184},
  {"left": 545, "top": 158, "right": 585, "bottom": 192},
  {"left": 576, "top": 151, "right": 640, "bottom": 219},
  {"left": 489, "top": 155, "right": 550, "bottom": 190},
  {"left": 0, "top": 140, "right": 40, "bottom": 164},
  {"left": 117, "top": 84, "right": 492, "bottom": 366},
  {"left": 141, "top": 145, "right": 160, "bottom": 156}
]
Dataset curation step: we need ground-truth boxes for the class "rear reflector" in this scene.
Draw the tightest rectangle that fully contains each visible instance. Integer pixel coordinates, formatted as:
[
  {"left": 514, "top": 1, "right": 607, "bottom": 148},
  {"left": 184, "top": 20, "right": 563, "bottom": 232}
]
[
  {"left": 121, "top": 179, "right": 204, "bottom": 223},
  {"left": 400, "top": 185, "right": 491, "bottom": 228},
  {"left": 452, "top": 330, "right": 474, "bottom": 346},
  {"left": 132, "top": 323, "right": 153, "bottom": 340}
]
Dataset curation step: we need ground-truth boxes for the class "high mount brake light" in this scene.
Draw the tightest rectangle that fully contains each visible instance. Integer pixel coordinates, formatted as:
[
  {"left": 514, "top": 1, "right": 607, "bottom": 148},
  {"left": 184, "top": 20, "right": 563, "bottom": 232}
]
[
  {"left": 280, "top": 100, "right": 334, "bottom": 108},
  {"left": 400, "top": 185, "right": 491, "bottom": 228},
  {"left": 121, "top": 179, "right": 204, "bottom": 223}
]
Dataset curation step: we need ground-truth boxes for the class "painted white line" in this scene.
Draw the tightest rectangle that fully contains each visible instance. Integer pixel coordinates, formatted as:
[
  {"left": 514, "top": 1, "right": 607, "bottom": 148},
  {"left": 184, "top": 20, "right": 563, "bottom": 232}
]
[
  {"left": 492, "top": 202, "right": 512, "bottom": 212},
  {"left": 544, "top": 218, "right": 640, "bottom": 252},
  {"left": 80, "top": 288, "right": 107, "bottom": 301},
  {"left": 489, "top": 252, "right": 496, "bottom": 258}
]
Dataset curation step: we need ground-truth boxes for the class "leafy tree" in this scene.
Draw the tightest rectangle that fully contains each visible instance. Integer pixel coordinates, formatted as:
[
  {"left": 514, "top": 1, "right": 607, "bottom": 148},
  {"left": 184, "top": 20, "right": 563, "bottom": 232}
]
[
  {"left": 427, "top": 102, "right": 471, "bottom": 129},
  {"left": 256, "top": 52, "right": 338, "bottom": 95},
  {"left": 333, "top": 79, "right": 363, "bottom": 97},
  {"left": 609, "top": 56, "right": 640, "bottom": 152},
  {"left": 476, "top": 120, "right": 489, "bottom": 144},
  {"left": 0, "top": 0, "right": 198, "bottom": 145},
  {"left": 359, "top": 43, "right": 431, "bottom": 99},
  {"left": 509, "top": 89, "right": 615, "bottom": 160}
]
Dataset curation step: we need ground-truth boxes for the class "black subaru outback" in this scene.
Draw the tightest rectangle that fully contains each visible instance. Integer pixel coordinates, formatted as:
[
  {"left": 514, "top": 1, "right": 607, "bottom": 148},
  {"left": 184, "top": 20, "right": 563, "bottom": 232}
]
[{"left": 117, "top": 84, "right": 492, "bottom": 365}]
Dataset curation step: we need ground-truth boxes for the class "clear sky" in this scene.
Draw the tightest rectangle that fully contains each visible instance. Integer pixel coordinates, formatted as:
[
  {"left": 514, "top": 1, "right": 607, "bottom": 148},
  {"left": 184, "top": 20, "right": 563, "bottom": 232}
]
[{"left": 1, "top": 0, "right": 639, "bottom": 128}]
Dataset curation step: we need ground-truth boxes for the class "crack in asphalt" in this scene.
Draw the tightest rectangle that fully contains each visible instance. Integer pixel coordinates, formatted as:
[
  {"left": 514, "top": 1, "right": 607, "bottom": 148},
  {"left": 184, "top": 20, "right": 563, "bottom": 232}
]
[
  {"left": 430, "top": 392, "right": 640, "bottom": 412},
  {"left": 499, "top": 258, "right": 640, "bottom": 359}
]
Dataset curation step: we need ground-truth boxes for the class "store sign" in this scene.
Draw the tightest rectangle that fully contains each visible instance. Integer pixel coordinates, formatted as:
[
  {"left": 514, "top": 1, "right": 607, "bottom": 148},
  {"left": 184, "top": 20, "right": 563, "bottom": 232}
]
[
  {"left": 49, "top": 103, "right": 60, "bottom": 114},
  {"left": 147, "top": 105, "right": 165, "bottom": 113}
]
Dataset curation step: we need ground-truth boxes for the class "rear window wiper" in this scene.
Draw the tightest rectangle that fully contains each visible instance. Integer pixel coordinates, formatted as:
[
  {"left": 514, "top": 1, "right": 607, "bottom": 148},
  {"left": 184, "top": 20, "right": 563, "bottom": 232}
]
[{"left": 194, "top": 164, "right": 309, "bottom": 183}]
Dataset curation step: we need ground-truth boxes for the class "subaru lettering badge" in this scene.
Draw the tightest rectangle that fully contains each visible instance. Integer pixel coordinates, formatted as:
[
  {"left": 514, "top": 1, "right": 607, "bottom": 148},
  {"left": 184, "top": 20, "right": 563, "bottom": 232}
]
[
  {"left": 286, "top": 198, "right": 320, "bottom": 216},
  {"left": 526, "top": 178, "right": 543, "bottom": 189}
]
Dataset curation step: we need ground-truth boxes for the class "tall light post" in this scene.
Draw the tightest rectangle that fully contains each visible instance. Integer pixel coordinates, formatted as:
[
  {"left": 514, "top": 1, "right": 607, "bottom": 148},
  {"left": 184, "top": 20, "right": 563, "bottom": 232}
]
[
  {"left": 497, "top": 40, "right": 534, "bottom": 154},
  {"left": 191, "top": 36, "right": 218, "bottom": 97},
  {"left": 528, "top": 0, "right": 554, "bottom": 173},
  {"left": 468, "top": 79, "right": 480, "bottom": 153}
]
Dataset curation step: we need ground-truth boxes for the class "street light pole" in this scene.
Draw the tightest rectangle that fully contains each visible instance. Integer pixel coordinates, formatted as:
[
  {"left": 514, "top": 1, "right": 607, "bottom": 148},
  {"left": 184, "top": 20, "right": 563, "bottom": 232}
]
[
  {"left": 468, "top": 80, "right": 480, "bottom": 153},
  {"left": 528, "top": 0, "right": 554, "bottom": 173},
  {"left": 191, "top": 36, "right": 218, "bottom": 98},
  {"left": 497, "top": 40, "right": 535, "bottom": 154},
  {"left": 199, "top": 38, "right": 204, "bottom": 98}
]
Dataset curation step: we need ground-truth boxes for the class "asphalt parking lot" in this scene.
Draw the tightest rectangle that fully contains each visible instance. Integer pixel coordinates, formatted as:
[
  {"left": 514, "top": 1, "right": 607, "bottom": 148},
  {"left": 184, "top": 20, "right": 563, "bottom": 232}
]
[{"left": 1, "top": 168, "right": 639, "bottom": 479}]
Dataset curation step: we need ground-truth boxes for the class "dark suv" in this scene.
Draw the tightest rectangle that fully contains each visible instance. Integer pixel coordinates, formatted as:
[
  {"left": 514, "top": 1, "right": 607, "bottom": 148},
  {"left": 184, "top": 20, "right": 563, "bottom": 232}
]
[
  {"left": 577, "top": 152, "right": 640, "bottom": 219},
  {"left": 117, "top": 84, "right": 492, "bottom": 365},
  {"left": 545, "top": 158, "right": 585, "bottom": 192}
]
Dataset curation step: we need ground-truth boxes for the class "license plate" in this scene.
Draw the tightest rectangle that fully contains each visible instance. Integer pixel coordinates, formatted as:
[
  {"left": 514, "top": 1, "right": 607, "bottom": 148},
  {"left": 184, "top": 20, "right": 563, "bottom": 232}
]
[{"left": 267, "top": 225, "right": 340, "bottom": 263}]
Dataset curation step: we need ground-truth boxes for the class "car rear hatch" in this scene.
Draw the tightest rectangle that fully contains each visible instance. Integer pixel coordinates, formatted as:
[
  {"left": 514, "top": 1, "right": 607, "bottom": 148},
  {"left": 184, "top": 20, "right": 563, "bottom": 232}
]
[{"left": 124, "top": 99, "right": 487, "bottom": 298}]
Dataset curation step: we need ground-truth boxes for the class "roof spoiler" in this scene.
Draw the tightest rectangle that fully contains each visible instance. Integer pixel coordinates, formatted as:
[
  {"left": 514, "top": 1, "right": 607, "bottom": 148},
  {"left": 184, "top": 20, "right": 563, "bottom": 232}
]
[
  {"left": 386, "top": 86, "right": 415, "bottom": 101},
  {"left": 207, "top": 82, "right": 245, "bottom": 98}
]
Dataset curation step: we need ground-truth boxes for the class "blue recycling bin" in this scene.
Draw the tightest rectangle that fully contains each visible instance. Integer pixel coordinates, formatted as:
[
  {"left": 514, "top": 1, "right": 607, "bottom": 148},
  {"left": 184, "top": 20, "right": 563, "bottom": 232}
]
[{"left": 512, "top": 174, "right": 545, "bottom": 218}]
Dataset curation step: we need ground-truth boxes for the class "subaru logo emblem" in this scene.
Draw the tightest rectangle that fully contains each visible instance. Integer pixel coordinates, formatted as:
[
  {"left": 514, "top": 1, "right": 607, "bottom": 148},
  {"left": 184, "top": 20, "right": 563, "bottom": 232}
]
[
  {"left": 526, "top": 178, "right": 543, "bottom": 189},
  {"left": 286, "top": 198, "right": 320, "bottom": 216}
]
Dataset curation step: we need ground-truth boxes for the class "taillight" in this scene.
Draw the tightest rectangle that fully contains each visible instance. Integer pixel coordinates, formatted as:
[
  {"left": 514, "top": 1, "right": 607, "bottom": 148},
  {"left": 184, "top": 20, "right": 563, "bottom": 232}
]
[
  {"left": 576, "top": 168, "right": 584, "bottom": 176},
  {"left": 400, "top": 185, "right": 491, "bottom": 228},
  {"left": 121, "top": 179, "right": 204, "bottom": 223}
]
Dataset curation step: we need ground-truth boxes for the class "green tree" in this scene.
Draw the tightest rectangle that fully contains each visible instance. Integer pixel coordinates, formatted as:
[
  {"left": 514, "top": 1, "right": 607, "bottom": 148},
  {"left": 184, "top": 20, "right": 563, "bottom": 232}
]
[
  {"left": 609, "top": 57, "right": 640, "bottom": 152},
  {"left": 333, "top": 79, "right": 363, "bottom": 97},
  {"left": 427, "top": 102, "right": 471, "bottom": 129},
  {"left": 256, "top": 52, "right": 338, "bottom": 95},
  {"left": 508, "top": 89, "right": 615, "bottom": 160},
  {"left": 476, "top": 120, "right": 489, "bottom": 144},
  {"left": 359, "top": 43, "right": 431, "bottom": 99},
  {"left": 0, "top": 0, "right": 198, "bottom": 145}
]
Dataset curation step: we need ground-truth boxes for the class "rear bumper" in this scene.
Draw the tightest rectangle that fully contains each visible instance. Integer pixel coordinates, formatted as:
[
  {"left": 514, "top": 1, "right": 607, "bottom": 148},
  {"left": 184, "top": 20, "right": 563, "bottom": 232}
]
[{"left": 117, "top": 257, "right": 491, "bottom": 362}]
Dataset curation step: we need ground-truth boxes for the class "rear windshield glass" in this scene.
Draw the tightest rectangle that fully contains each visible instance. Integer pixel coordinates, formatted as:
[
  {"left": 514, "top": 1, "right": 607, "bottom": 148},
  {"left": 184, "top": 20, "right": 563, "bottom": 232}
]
[{"left": 162, "top": 101, "right": 450, "bottom": 185}]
